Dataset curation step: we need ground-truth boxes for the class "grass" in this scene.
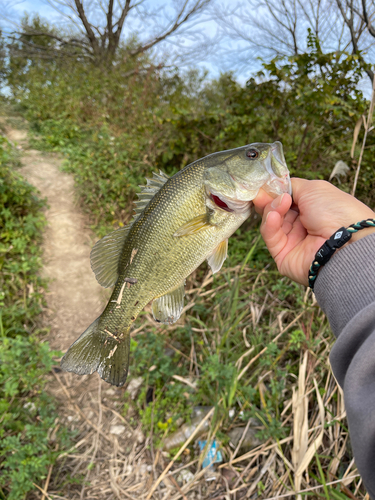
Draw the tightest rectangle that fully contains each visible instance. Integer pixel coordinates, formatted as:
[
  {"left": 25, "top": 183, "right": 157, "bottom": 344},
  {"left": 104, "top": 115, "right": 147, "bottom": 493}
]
[
  {"left": 1, "top": 98, "right": 371, "bottom": 497},
  {"left": 12, "top": 137, "right": 365, "bottom": 499},
  {"left": 0, "top": 126, "right": 73, "bottom": 500},
  {"left": 43, "top": 240, "right": 367, "bottom": 499}
]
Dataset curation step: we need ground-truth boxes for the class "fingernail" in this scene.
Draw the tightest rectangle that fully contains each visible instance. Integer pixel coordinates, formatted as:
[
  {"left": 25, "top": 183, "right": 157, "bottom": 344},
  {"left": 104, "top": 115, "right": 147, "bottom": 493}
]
[
  {"left": 271, "top": 194, "right": 284, "bottom": 209},
  {"left": 265, "top": 212, "right": 271, "bottom": 225}
]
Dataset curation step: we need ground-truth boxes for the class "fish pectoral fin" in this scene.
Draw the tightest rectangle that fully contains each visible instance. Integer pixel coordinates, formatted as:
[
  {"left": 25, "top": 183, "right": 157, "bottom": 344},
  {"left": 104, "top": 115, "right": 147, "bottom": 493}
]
[
  {"left": 90, "top": 225, "right": 130, "bottom": 288},
  {"left": 174, "top": 213, "right": 213, "bottom": 237},
  {"left": 152, "top": 282, "right": 185, "bottom": 325},
  {"left": 207, "top": 238, "right": 228, "bottom": 274},
  {"left": 61, "top": 317, "right": 130, "bottom": 387}
]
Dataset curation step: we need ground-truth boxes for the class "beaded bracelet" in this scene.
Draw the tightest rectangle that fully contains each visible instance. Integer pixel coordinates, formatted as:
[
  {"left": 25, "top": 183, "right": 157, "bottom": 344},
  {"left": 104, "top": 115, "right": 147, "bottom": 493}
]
[{"left": 308, "top": 218, "right": 375, "bottom": 290}]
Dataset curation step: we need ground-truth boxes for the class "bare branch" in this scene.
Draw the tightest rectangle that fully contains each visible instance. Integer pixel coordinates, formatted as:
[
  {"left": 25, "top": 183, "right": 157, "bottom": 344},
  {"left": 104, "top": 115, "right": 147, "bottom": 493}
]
[
  {"left": 45, "top": 0, "right": 86, "bottom": 34},
  {"left": 112, "top": 0, "right": 131, "bottom": 52},
  {"left": 129, "top": 0, "right": 211, "bottom": 57},
  {"left": 4, "top": 0, "right": 213, "bottom": 67},
  {"left": 336, "top": 0, "right": 374, "bottom": 80},
  {"left": 361, "top": 0, "right": 375, "bottom": 36},
  {"left": 73, "top": 0, "right": 101, "bottom": 57},
  {"left": 13, "top": 29, "right": 90, "bottom": 49},
  {"left": 7, "top": 35, "right": 93, "bottom": 60}
]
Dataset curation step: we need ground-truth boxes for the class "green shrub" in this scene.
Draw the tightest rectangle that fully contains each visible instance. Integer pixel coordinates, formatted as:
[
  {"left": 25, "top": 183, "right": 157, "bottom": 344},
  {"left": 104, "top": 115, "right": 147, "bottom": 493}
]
[{"left": 0, "top": 134, "right": 71, "bottom": 499}]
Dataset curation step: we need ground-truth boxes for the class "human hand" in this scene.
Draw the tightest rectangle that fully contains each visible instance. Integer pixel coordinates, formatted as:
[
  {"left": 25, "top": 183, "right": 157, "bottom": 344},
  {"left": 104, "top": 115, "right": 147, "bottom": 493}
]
[{"left": 253, "top": 178, "right": 375, "bottom": 286}]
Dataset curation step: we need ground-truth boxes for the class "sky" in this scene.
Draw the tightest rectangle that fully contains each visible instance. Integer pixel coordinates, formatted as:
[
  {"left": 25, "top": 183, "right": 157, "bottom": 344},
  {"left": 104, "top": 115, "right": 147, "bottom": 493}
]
[
  {"left": 0, "top": 0, "right": 269, "bottom": 84},
  {"left": 1, "top": 0, "right": 374, "bottom": 95}
]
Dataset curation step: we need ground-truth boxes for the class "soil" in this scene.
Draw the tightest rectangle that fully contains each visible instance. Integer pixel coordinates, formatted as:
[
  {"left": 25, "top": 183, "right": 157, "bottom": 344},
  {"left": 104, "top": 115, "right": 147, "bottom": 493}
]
[
  {"left": 2, "top": 121, "right": 153, "bottom": 498},
  {"left": 2, "top": 119, "right": 217, "bottom": 499},
  {"left": 6, "top": 128, "right": 106, "bottom": 352}
]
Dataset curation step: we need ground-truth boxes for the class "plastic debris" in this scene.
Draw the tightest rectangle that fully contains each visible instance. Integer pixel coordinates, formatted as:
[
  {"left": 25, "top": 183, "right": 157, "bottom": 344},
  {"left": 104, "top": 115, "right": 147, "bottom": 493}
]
[
  {"left": 228, "top": 419, "right": 262, "bottom": 451},
  {"left": 177, "top": 469, "right": 194, "bottom": 485},
  {"left": 198, "top": 439, "right": 223, "bottom": 481},
  {"left": 126, "top": 376, "right": 143, "bottom": 399},
  {"left": 110, "top": 424, "right": 126, "bottom": 435},
  {"left": 198, "top": 439, "right": 223, "bottom": 468},
  {"left": 162, "top": 406, "right": 213, "bottom": 451},
  {"left": 23, "top": 402, "right": 36, "bottom": 412}
]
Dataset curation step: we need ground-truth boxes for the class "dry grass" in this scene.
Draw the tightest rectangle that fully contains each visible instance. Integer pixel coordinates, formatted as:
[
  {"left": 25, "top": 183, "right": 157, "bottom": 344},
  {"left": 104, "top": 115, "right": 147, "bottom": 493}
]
[{"left": 34, "top": 261, "right": 368, "bottom": 500}]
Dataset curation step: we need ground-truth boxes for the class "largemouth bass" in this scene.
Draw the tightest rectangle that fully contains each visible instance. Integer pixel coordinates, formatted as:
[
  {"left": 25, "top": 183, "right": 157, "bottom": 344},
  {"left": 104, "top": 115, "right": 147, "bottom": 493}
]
[{"left": 61, "top": 142, "right": 291, "bottom": 386}]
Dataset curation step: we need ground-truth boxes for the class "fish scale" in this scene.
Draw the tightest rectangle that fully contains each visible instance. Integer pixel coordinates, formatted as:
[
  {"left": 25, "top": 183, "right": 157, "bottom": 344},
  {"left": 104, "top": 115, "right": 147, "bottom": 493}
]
[{"left": 61, "top": 142, "right": 291, "bottom": 386}]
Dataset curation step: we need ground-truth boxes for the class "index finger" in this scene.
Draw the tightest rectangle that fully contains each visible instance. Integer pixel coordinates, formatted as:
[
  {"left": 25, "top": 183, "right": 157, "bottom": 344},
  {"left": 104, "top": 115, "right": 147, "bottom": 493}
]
[{"left": 252, "top": 188, "right": 274, "bottom": 214}]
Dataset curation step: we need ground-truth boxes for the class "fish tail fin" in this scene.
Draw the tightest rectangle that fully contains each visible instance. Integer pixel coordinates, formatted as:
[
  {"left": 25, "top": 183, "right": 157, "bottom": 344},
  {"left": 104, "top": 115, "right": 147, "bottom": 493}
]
[{"left": 60, "top": 317, "right": 130, "bottom": 387}]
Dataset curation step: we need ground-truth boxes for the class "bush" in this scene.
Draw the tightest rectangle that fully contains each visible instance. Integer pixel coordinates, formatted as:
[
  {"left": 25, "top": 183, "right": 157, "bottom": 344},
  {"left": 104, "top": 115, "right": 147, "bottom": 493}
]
[{"left": 0, "top": 134, "right": 71, "bottom": 499}]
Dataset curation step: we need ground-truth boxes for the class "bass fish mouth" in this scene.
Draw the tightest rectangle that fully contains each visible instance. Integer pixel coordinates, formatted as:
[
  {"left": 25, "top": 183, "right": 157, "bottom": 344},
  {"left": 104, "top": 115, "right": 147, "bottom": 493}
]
[{"left": 208, "top": 191, "right": 252, "bottom": 214}]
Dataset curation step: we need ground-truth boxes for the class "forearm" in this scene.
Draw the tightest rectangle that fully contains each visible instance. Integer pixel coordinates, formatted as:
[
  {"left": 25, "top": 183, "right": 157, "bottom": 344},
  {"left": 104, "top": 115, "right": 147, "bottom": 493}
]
[{"left": 314, "top": 232, "right": 375, "bottom": 499}]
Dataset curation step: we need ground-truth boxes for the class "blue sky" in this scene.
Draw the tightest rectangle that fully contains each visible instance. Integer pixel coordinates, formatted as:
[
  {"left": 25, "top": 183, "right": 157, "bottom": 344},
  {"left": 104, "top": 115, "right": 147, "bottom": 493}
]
[
  {"left": 1, "top": 0, "right": 373, "bottom": 95},
  {"left": 0, "top": 0, "right": 257, "bottom": 83}
]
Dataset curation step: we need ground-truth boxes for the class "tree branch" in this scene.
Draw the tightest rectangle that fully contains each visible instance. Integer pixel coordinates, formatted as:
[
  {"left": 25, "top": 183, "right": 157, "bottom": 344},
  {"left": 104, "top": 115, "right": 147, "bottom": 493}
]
[
  {"left": 336, "top": 0, "right": 374, "bottom": 81},
  {"left": 361, "top": 0, "right": 375, "bottom": 36},
  {"left": 129, "top": 0, "right": 210, "bottom": 57},
  {"left": 13, "top": 30, "right": 90, "bottom": 49},
  {"left": 112, "top": 0, "right": 131, "bottom": 53},
  {"left": 7, "top": 0, "right": 212, "bottom": 66},
  {"left": 73, "top": 0, "right": 100, "bottom": 57},
  {"left": 8, "top": 36, "right": 93, "bottom": 60}
]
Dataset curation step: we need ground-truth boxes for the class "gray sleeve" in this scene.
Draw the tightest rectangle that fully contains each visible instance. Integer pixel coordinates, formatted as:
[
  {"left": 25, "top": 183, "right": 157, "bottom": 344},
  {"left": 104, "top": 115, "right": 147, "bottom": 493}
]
[{"left": 314, "top": 232, "right": 375, "bottom": 499}]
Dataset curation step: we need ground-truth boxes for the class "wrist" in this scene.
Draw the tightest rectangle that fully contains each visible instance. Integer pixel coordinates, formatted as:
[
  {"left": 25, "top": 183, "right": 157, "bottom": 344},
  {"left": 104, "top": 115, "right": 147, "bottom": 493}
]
[
  {"left": 348, "top": 226, "right": 375, "bottom": 244},
  {"left": 309, "top": 219, "right": 375, "bottom": 290}
]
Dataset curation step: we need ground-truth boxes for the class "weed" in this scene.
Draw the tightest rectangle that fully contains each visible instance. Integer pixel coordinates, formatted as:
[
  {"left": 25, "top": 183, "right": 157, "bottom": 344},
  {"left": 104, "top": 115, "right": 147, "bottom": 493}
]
[{"left": 0, "top": 134, "right": 72, "bottom": 499}]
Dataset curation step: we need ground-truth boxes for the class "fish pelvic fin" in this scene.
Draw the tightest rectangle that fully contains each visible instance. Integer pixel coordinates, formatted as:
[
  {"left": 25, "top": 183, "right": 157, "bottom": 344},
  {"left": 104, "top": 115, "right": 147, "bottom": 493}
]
[
  {"left": 60, "top": 317, "right": 130, "bottom": 387},
  {"left": 207, "top": 238, "right": 228, "bottom": 274}
]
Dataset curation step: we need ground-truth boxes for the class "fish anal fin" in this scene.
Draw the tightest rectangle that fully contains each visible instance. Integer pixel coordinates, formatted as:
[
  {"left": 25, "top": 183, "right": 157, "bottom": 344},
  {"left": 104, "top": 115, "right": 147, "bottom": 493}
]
[
  {"left": 174, "top": 214, "right": 213, "bottom": 237},
  {"left": 61, "top": 317, "right": 130, "bottom": 387},
  {"left": 152, "top": 282, "right": 185, "bottom": 325},
  {"left": 207, "top": 238, "right": 228, "bottom": 274},
  {"left": 90, "top": 226, "right": 130, "bottom": 288}
]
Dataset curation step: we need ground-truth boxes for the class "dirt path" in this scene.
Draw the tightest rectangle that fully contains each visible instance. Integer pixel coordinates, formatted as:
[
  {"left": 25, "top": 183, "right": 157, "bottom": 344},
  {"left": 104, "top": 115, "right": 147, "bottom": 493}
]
[
  {"left": 7, "top": 128, "right": 106, "bottom": 352},
  {"left": 3, "top": 124, "right": 161, "bottom": 500},
  {"left": 4, "top": 121, "right": 210, "bottom": 499}
]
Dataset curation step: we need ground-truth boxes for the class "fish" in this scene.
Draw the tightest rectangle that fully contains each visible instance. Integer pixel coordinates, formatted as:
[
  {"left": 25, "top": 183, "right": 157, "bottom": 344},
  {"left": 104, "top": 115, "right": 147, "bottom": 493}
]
[{"left": 61, "top": 141, "right": 291, "bottom": 386}]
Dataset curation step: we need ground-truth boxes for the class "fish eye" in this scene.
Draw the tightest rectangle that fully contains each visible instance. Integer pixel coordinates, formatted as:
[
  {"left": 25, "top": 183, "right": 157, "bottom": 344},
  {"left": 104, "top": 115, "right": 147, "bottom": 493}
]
[{"left": 246, "top": 149, "right": 259, "bottom": 159}]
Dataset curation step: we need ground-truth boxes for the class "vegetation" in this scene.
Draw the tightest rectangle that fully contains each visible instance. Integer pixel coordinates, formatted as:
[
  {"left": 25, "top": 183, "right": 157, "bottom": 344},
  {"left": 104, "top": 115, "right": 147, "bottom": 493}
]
[
  {"left": 1, "top": 8, "right": 374, "bottom": 499},
  {"left": 0, "top": 133, "right": 71, "bottom": 499}
]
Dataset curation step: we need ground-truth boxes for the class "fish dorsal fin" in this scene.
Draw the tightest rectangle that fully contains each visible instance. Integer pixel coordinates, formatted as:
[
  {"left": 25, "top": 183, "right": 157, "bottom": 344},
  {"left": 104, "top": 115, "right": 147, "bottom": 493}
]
[
  {"left": 207, "top": 238, "right": 228, "bottom": 274},
  {"left": 133, "top": 170, "right": 169, "bottom": 220},
  {"left": 91, "top": 170, "right": 169, "bottom": 288},
  {"left": 152, "top": 282, "right": 185, "bottom": 325},
  {"left": 174, "top": 213, "right": 213, "bottom": 237},
  {"left": 90, "top": 225, "right": 130, "bottom": 288}
]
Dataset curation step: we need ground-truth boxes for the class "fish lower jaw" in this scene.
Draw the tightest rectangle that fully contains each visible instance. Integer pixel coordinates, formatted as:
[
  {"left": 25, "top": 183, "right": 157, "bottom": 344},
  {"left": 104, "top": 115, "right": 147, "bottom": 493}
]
[{"left": 264, "top": 175, "right": 292, "bottom": 197}]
